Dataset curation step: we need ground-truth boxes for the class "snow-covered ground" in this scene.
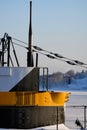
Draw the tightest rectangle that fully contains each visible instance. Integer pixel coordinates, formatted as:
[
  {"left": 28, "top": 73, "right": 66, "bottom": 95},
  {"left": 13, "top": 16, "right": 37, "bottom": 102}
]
[{"left": 30, "top": 124, "right": 71, "bottom": 130}]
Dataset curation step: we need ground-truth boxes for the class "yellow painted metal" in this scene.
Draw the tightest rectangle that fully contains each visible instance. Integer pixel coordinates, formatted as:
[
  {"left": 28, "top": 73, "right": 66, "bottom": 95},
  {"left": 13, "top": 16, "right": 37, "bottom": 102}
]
[
  {"left": 0, "top": 92, "right": 16, "bottom": 106},
  {"left": 0, "top": 91, "right": 70, "bottom": 106},
  {"left": 34, "top": 92, "right": 70, "bottom": 106}
]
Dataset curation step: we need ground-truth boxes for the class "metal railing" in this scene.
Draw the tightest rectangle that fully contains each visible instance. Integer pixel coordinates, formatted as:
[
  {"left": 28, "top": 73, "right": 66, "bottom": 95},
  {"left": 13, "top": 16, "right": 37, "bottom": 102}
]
[
  {"left": 65, "top": 105, "right": 87, "bottom": 130},
  {"left": 39, "top": 67, "right": 48, "bottom": 91}
]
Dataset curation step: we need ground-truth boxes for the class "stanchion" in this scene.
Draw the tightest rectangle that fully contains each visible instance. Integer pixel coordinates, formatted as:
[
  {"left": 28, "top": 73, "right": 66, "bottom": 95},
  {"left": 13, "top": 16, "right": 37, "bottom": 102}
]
[{"left": 57, "top": 107, "right": 58, "bottom": 130}]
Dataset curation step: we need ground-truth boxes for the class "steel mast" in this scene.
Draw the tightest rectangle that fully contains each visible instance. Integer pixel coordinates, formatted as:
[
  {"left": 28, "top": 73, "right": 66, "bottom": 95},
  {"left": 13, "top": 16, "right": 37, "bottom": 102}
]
[{"left": 27, "top": 1, "right": 34, "bottom": 67}]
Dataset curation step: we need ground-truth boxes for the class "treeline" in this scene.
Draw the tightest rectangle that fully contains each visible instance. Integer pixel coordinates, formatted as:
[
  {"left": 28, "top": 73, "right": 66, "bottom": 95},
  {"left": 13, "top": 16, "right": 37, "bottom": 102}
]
[{"left": 48, "top": 70, "right": 87, "bottom": 84}]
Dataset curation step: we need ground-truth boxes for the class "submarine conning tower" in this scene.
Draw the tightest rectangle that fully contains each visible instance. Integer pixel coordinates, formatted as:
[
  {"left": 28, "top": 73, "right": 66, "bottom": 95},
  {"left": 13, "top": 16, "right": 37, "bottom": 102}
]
[{"left": 0, "top": 1, "right": 70, "bottom": 129}]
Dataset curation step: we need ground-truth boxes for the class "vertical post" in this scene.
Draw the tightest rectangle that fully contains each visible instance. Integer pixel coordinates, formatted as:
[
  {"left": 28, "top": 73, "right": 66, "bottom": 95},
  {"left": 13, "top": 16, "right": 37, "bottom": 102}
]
[
  {"left": 36, "top": 53, "right": 38, "bottom": 67},
  {"left": 43, "top": 68, "right": 45, "bottom": 90},
  {"left": 1, "top": 38, "right": 5, "bottom": 66},
  {"left": 27, "top": 1, "right": 34, "bottom": 67},
  {"left": 0, "top": 52, "right": 2, "bottom": 66},
  {"left": 84, "top": 106, "right": 86, "bottom": 129},
  {"left": 57, "top": 107, "right": 58, "bottom": 130},
  {"left": 46, "top": 68, "right": 48, "bottom": 91},
  {"left": 7, "top": 36, "right": 11, "bottom": 67}
]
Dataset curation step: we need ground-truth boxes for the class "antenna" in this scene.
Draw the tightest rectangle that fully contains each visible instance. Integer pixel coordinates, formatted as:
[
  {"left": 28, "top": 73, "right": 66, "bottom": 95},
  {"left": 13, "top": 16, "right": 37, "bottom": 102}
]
[{"left": 27, "top": 0, "right": 34, "bottom": 67}]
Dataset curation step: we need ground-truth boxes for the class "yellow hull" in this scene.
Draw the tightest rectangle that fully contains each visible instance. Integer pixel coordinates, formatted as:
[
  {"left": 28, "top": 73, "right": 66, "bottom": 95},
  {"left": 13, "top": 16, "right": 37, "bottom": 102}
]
[{"left": 0, "top": 91, "right": 70, "bottom": 106}]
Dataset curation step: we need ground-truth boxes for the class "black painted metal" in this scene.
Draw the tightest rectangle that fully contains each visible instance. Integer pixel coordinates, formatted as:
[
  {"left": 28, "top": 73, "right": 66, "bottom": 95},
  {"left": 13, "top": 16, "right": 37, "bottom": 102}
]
[{"left": 0, "top": 106, "right": 65, "bottom": 129}]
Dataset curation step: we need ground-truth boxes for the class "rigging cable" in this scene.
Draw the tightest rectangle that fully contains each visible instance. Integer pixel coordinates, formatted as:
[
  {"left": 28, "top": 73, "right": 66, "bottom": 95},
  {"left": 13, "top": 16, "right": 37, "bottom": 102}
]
[
  {"left": 33, "top": 49, "right": 87, "bottom": 69},
  {"left": 2, "top": 35, "right": 87, "bottom": 69}
]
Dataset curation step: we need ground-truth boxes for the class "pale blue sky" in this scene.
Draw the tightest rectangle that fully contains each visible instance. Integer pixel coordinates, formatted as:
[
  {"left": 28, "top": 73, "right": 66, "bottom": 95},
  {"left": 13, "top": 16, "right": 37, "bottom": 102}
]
[{"left": 0, "top": 0, "right": 87, "bottom": 73}]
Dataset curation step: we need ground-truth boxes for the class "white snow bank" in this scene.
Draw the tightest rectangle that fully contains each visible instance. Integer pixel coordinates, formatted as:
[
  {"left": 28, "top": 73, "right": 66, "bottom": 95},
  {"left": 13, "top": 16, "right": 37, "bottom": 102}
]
[{"left": 30, "top": 124, "right": 71, "bottom": 130}]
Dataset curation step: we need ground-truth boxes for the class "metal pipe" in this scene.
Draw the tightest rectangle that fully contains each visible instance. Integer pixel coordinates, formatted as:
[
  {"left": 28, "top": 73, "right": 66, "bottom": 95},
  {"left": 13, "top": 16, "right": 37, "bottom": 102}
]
[
  {"left": 1, "top": 38, "right": 5, "bottom": 66},
  {"left": 36, "top": 53, "right": 38, "bottom": 67},
  {"left": 57, "top": 107, "right": 58, "bottom": 130},
  {"left": 27, "top": 1, "right": 34, "bottom": 67},
  {"left": 84, "top": 106, "right": 86, "bottom": 129},
  {"left": 7, "top": 36, "right": 11, "bottom": 67}
]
